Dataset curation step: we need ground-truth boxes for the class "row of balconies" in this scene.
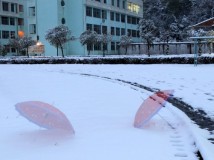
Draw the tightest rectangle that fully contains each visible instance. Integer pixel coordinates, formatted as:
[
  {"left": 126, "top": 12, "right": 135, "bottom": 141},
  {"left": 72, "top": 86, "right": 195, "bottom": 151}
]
[{"left": 0, "top": 0, "right": 25, "bottom": 18}]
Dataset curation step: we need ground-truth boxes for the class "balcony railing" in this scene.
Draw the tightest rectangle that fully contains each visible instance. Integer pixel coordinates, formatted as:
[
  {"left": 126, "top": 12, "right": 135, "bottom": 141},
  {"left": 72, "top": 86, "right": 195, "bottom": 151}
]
[{"left": 0, "top": 10, "right": 24, "bottom": 18}]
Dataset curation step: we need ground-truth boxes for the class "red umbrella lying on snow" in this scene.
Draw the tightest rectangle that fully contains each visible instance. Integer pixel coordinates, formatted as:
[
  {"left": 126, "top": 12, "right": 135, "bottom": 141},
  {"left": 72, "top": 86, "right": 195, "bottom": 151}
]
[
  {"left": 15, "top": 101, "right": 75, "bottom": 134},
  {"left": 134, "top": 90, "right": 174, "bottom": 128}
]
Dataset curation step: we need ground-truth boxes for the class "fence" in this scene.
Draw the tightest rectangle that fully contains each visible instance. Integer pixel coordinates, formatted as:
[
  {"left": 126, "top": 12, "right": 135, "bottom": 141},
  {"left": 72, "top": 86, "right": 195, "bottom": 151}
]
[{"left": 119, "top": 42, "right": 214, "bottom": 55}]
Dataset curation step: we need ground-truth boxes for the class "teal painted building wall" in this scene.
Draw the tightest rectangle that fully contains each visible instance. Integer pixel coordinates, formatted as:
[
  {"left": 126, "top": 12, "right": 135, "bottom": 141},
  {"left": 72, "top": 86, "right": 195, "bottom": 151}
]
[{"left": 28, "top": 0, "right": 143, "bottom": 56}]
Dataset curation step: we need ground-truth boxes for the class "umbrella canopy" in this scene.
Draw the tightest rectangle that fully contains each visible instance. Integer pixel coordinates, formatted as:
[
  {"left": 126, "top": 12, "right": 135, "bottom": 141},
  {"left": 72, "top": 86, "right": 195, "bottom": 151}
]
[
  {"left": 15, "top": 101, "right": 75, "bottom": 133},
  {"left": 134, "top": 90, "right": 174, "bottom": 128}
]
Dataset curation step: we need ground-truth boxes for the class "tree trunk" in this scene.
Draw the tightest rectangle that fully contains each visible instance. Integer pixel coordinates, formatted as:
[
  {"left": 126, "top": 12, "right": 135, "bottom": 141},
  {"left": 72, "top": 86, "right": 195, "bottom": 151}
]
[
  {"left": 147, "top": 42, "right": 150, "bottom": 57},
  {"left": 166, "top": 43, "right": 169, "bottom": 55},
  {"left": 103, "top": 49, "right": 105, "bottom": 57},
  {"left": 60, "top": 45, "right": 64, "bottom": 57},
  {"left": 27, "top": 47, "right": 29, "bottom": 58},
  {"left": 57, "top": 45, "right": 59, "bottom": 56},
  {"left": 102, "top": 44, "right": 105, "bottom": 57}
]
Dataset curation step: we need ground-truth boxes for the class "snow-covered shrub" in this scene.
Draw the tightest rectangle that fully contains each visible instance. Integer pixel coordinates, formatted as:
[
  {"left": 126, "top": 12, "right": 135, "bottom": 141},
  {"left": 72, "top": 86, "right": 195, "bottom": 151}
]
[{"left": 188, "top": 29, "right": 207, "bottom": 37}]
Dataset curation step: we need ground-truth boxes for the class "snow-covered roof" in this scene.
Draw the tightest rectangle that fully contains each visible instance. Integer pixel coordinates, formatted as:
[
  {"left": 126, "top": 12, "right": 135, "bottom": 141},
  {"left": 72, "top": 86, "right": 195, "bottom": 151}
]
[{"left": 190, "top": 17, "right": 214, "bottom": 28}]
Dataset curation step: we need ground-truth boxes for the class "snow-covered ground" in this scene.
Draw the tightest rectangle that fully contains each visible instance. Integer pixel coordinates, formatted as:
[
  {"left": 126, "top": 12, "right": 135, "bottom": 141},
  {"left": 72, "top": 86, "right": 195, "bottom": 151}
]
[{"left": 0, "top": 64, "right": 213, "bottom": 160}]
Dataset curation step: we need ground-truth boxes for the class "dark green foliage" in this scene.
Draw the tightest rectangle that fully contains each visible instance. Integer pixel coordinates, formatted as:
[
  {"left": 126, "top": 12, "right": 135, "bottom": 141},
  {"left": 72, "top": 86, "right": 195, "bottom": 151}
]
[
  {"left": 0, "top": 56, "right": 214, "bottom": 64},
  {"left": 143, "top": 0, "right": 214, "bottom": 41}
]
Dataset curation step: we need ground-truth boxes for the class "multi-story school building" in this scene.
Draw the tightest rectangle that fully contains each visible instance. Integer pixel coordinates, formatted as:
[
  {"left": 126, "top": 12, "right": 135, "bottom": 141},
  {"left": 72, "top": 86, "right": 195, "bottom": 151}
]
[{"left": 0, "top": 0, "right": 143, "bottom": 56}]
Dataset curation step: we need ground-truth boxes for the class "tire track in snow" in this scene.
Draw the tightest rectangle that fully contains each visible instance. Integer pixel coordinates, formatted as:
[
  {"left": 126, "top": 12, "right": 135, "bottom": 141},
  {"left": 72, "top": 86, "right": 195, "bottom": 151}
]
[
  {"left": 78, "top": 73, "right": 214, "bottom": 134},
  {"left": 50, "top": 70, "right": 202, "bottom": 160}
]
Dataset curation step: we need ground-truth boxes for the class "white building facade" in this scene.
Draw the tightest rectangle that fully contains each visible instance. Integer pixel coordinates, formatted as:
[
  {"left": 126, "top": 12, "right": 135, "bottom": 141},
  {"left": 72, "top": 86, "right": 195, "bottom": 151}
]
[
  {"left": 1, "top": 0, "right": 143, "bottom": 56},
  {"left": 0, "top": 0, "right": 26, "bottom": 55}
]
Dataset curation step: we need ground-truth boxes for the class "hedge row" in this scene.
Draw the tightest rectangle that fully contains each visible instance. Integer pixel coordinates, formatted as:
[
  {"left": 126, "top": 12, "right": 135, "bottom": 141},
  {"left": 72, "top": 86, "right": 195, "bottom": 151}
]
[{"left": 0, "top": 56, "right": 214, "bottom": 64}]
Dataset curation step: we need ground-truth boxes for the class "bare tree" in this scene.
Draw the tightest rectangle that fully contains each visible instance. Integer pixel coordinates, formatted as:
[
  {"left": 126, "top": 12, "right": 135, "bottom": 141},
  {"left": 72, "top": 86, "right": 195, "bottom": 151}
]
[
  {"left": 0, "top": 44, "right": 8, "bottom": 56},
  {"left": 97, "top": 33, "right": 112, "bottom": 57},
  {"left": 119, "top": 35, "right": 132, "bottom": 55},
  {"left": 8, "top": 37, "right": 36, "bottom": 57},
  {"left": 19, "top": 37, "right": 36, "bottom": 57},
  {"left": 80, "top": 30, "right": 98, "bottom": 56},
  {"left": 45, "top": 25, "right": 74, "bottom": 57},
  {"left": 8, "top": 38, "right": 22, "bottom": 55}
]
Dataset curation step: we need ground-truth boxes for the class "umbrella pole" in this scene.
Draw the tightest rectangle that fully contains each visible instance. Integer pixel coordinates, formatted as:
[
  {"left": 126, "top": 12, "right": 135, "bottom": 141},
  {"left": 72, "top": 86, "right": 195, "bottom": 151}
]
[{"left": 157, "top": 113, "right": 175, "bottom": 130}]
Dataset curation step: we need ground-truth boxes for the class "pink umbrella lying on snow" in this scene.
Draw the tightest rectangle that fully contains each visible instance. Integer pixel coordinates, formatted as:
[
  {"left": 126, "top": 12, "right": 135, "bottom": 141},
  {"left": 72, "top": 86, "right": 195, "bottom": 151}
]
[
  {"left": 134, "top": 90, "right": 174, "bottom": 128},
  {"left": 15, "top": 101, "right": 75, "bottom": 134}
]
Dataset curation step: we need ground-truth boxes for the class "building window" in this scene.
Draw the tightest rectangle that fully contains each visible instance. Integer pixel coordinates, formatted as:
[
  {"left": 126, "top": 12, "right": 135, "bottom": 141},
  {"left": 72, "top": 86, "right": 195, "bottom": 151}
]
[
  {"left": 127, "top": 29, "right": 131, "bottom": 36},
  {"left": 116, "top": 42, "right": 120, "bottom": 50},
  {"left": 29, "top": 24, "right": 36, "bottom": 34},
  {"left": 94, "top": 25, "right": 101, "bottom": 34},
  {"left": 94, "top": 43, "right": 101, "bottom": 50},
  {"left": 95, "top": 0, "right": 101, "bottom": 2},
  {"left": 19, "top": 5, "right": 24, "bottom": 12},
  {"left": 1, "top": 17, "right": 9, "bottom": 25},
  {"left": 29, "top": 7, "right": 36, "bottom": 16},
  {"left": 61, "top": 0, "right": 65, "bottom": 6},
  {"left": 122, "top": 1, "right": 126, "bottom": 9},
  {"left": 132, "top": 30, "right": 137, "bottom": 37},
  {"left": 127, "top": 16, "right": 131, "bottom": 24},
  {"left": 102, "top": 10, "right": 107, "bottom": 19},
  {"left": 102, "top": 26, "right": 107, "bottom": 34},
  {"left": 103, "top": 43, "right": 107, "bottom": 51},
  {"left": 11, "top": 48, "right": 16, "bottom": 53},
  {"left": 111, "top": 27, "right": 115, "bottom": 35},
  {"left": 111, "top": 0, "right": 114, "bottom": 6},
  {"left": 110, "top": 12, "right": 114, "bottom": 21},
  {"left": 2, "top": 31, "right": 9, "bottom": 39},
  {"left": 11, "top": 3, "right": 15, "bottom": 12},
  {"left": 132, "top": 17, "right": 137, "bottom": 24},
  {"left": 121, "top": 14, "right": 125, "bottom": 23},
  {"left": 104, "top": 0, "right": 107, "bottom": 4},
  {"left": 86, "top": 6, "right": 92, "bottom": 17},
  {"left": 137, "top": 18, "right": 140, "bottom": 24},
  {"left": 2, "top": 2, "right": 9, "bottom": 11},
  {"left": 121, "top": 28, "right": 125, "bottom": 35},
  {"left": 10, "top": 31, "right": 15, "bottom": 39},
  {"left": 87, "top": 45, "right": 93, "bottom": 51},
  {"left": 127, "top": 2, "right": 140, "bottom": 14},
  {"left": 93, "top": 8, "right": 101, "bottom": 18},
  {"left": 10, "top": 18, "right": 15, "bottom": 25},
  {"left": 117, "top": 0, "right": 120, "bottom": 7},
  {"left": 116, "top": 28, "right": 120, "bottom": 36},
  {"left": 61, "top": 18, "right": 66, "bottom": 24},
  {"left": 111, "top": 42, "right": 115, "bottom": 50},
  {"left": 18, "top": 18, "right": 24, "bottom": 25},
  {"left": 86, "top": 24, "right": 93, "bottom": 31},
  {"left": 116, "top": 13, "right": 120, "bottom": 22}
]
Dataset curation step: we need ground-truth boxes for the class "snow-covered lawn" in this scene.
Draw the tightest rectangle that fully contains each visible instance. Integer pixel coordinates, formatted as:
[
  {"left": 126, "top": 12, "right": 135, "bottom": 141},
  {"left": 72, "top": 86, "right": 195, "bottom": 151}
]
[{"left": 0, "top": 64, "right": 213, "bottom": 160}]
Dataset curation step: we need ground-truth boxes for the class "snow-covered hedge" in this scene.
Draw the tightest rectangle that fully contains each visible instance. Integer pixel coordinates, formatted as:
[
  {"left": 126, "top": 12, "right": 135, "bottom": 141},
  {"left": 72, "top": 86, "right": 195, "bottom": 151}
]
[{"left": 0, "top": 56, "right": 214, "bottom": 64}]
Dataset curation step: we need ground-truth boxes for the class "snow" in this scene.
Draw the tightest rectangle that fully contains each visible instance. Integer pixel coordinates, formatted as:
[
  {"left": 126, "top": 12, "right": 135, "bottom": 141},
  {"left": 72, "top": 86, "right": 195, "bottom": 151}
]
[{"left": 0, "top": 64, "right": 213, "bottom": 160}]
